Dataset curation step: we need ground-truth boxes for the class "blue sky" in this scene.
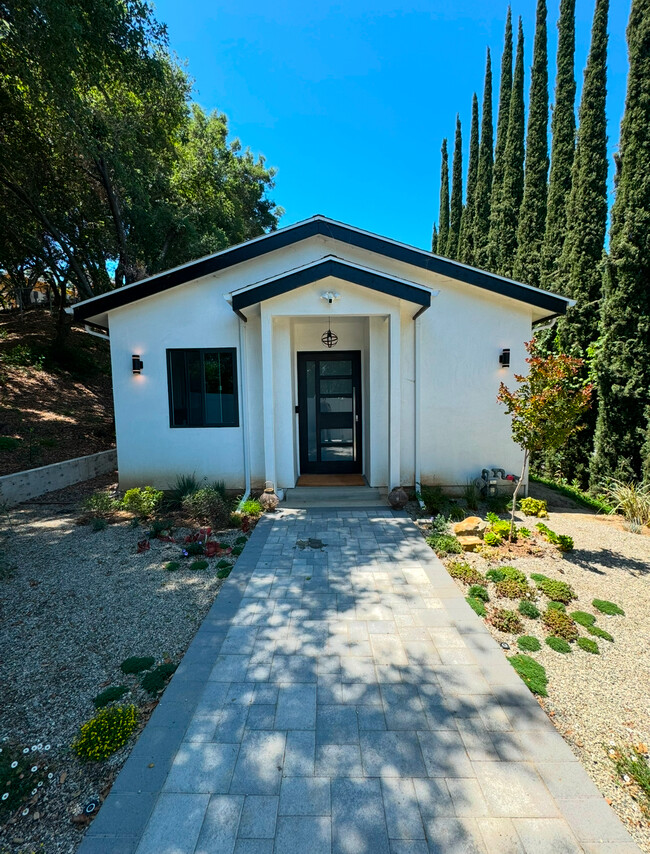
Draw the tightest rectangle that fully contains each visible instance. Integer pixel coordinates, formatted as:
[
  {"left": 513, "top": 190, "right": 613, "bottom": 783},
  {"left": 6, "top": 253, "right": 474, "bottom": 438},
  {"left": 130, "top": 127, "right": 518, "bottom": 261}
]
[{"left": 153, "top": 0, "right": 630, "bottom": 250}]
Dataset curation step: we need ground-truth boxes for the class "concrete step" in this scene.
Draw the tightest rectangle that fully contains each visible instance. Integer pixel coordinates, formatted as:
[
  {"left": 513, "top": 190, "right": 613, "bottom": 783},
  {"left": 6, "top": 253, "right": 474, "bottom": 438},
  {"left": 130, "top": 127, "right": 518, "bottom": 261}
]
[{"left": 283, "top": 485, "right": 388, "bottom": 509}]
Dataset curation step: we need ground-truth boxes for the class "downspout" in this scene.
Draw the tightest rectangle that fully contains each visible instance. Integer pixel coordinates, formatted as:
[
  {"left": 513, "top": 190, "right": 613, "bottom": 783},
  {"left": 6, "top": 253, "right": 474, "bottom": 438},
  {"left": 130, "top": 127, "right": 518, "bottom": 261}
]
[
  {"left": 236, "top": 317, "right": 252, "bottom": 511},
  {"left": 414, "top": 315, "right": 425, "bottom": 510}
]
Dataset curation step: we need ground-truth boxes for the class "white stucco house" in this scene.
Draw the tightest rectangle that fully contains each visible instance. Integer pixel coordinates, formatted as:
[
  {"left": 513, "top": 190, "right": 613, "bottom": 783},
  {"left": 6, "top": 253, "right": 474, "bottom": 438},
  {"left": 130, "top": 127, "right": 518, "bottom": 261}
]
[{"left": 73, "top": 216, "right": 572, "bottom": 496}]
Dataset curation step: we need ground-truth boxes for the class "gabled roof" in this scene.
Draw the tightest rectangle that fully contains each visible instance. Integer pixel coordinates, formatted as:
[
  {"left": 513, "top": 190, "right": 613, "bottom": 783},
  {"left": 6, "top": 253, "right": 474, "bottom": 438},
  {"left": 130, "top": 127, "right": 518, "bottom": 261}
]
[
  {"left": 230, "top": 256, "right": 432, "bottom": 319},
  {"left": 73, "top": 215, "right": 572, "bottom": 324}
]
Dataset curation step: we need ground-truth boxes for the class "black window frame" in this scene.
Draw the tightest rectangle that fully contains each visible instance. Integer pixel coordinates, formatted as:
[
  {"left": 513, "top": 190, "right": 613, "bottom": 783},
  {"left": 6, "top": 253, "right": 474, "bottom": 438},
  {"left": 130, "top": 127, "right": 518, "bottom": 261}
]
[{"left": 166, "top": 348, "right": 239, "bottom": 428}]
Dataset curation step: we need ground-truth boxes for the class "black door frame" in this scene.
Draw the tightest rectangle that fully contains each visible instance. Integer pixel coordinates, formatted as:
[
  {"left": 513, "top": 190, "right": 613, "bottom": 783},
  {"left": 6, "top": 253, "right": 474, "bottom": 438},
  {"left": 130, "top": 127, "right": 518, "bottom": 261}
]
[{"left": 297, "top": 350, "right": 363, "bottom": 475}]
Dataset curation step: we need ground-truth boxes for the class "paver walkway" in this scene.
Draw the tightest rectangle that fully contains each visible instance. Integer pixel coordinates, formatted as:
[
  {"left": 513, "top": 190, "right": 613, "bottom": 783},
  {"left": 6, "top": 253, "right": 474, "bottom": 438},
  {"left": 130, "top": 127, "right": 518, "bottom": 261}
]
[{"left": 80, "top": 509, "right": 641, "bottom": 854}]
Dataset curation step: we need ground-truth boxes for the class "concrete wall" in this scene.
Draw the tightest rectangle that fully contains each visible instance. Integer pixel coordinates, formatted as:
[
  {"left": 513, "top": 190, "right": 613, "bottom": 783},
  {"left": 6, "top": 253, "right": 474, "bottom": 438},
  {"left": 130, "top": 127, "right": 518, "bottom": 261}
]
[
  {"left": 104, "top": 234, "right": 533, "bottom": 492},
  {"left": 0, "top": 450, "right": 117, "bottom": 506}
]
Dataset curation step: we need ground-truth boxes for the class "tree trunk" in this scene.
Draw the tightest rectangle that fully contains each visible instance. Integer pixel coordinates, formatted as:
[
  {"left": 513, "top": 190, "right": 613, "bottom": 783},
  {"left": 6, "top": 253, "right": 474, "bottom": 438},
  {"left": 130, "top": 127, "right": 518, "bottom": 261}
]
[{"left": 509, "top": 449, "right": 529, "bottom": 540}]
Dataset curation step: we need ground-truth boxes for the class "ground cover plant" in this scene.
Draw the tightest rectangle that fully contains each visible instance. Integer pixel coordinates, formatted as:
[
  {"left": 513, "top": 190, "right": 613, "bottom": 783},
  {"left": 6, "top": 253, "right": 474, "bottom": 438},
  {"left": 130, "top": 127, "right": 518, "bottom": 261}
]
[
  {"left": 529, "top": 474, "right": 613, "bottom": 514},
  {"left": 141, "top": 663, "right": 177, "bottom": 695},
  {"left": 71, "top": 706, "right": 138, "bottom": 761},
  {"left": 545, "top": 636, "right": 572, "bottom": 653},
  {"left": 508, "top": 654, "right": 548, "bottom": 696},
  {"left": 447, "top": 561, "right": 484, "bottom": 584},
  {"left": 119, "top": 656, "right": 155, "bottom": 675},
  {"left": 610, "top": 746, "right": 650, "bottom": 819},
  {"left": 593, "top": 599, "right": 625, "bottom": 616},
  {"left": 93, "top": 686, "right": 129, "bottom": 708},
  {"left": 427, "top": 532, "right": 463, "bottom": 556},
  {"left": 518, "top": 497, "right": 548, "bottom": 517},
  {"left": 533, "top": 575, "right": 576, "bottom": 604},
  {"left": 466, "top": 596, "right": 487, "bottom": 617},
  {"left": 517, "top": 635, "right": 542, "bottom": 652},
  {"left": 542, "top": 608, "right": 579, "bottom": 640},
  {"left": 488, "top": 607, "right": 523, "bottom": 634},
  {"left": 467, "top": 584, "right": 489, "bottom": 601},
  {"left": 518, "top": 599, "right": 540, "bottom": 619},
  {"left": 577, "top": 637, "right": 600, "bottom": 654}
]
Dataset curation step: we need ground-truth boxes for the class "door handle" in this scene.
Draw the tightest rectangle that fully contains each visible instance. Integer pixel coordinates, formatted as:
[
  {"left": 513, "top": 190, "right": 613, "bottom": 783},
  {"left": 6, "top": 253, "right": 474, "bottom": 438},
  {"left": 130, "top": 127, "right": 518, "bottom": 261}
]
[{"left": 352, "top": 387, "right": 357, "bottom": 459}]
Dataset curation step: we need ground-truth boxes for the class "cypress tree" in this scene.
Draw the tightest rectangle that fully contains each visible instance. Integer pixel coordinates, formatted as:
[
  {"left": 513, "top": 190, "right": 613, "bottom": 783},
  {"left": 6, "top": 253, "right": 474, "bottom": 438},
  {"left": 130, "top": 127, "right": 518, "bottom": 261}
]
[
  {"left": 540, "top": 0, "right": 576, "bottom": 292},
  {"left": 551, "top": 0, "right": 608, "bottom": 485},
  {"left": 446, "top": 116, "right": 463, "bottom": 259},
  {"left": 437, "top": 138, "right": 450, "bottom": 254},
  {"left": 473, "top": 49, "right": 493, "bottom": 268},
  {"left": 592, "top": 0, "right": 650, "bottom": 484},
  {"left": 514, "top": 0, "right": 549, "bottom": 287},
  {"left": 497, "top": 18, "right": 525, "bottom": 278},
  {"left": 431, "top": 223, "right": 438, "bottom": 253},
  {"left": 487, "top": 7, "right": 514, "bottom": 273},
  {"left": 458, "top": 94, "right": 479, "bottom": 264}
]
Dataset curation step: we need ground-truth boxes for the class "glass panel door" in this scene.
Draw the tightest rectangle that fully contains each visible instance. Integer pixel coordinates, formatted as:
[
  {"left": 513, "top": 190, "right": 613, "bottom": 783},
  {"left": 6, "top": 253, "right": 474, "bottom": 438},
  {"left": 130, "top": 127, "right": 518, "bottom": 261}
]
[{"left": 297, "top": 351, "right": 362, "bottom": 474}]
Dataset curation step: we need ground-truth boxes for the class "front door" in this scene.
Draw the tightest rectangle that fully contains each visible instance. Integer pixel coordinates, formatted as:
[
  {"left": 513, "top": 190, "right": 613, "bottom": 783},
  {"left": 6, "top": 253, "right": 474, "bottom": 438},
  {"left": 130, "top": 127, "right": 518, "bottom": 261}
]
[{"left": 297, "top": 351, "right": 362, "bottom": 474}]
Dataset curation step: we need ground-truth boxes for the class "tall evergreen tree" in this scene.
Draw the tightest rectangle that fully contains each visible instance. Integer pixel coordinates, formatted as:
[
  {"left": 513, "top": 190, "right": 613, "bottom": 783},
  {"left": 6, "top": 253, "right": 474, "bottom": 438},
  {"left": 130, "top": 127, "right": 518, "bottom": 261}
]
[
  {"left": 592, "top": 0, "right": 650, "bottom": 484},
  {"left": 437, "top": 138, "right": 450, "bottom": 254},
  {"left": 514, "top": 0, "right": 549, "bottom": 287},
  {"left": 446, "top": 116, "right": 463, "bottom": 258},
  {"left": 551, "top": 0, "right": 608, "bottom": 485},
  {"left": 473, "top": 49, "right": 493, "bottom": 268},
  {"left": 496, "top": 18, "right": 525, "bottom": 278},
  {"left": 487, "top": 7, "right": 514, "bottom": 273},
  {"left": 458, "top": 93, "right": 480, "bottom": 264},
  {"left": 431, "top": 223, "right": 438, "bottom": 253},
  {"left": 540, "top": 0, "right": 576, "bottom": 292}
]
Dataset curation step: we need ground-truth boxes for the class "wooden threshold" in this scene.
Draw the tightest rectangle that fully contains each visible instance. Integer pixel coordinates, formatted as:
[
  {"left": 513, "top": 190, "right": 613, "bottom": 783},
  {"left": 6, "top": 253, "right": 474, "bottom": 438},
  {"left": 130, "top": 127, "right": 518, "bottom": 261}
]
[{"left": 296, "top": 474, "right": 366, "bottom": 487}]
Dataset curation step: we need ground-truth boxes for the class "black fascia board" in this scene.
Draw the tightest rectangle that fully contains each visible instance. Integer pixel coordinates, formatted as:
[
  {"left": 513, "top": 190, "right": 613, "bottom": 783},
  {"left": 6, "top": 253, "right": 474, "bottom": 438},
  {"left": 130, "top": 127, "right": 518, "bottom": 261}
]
[
  {"left": 231, "top": 259, "right": 431, "bottom": 312},
  {"left": 73, "top": 218, "right": 568, "bottom": 321}
]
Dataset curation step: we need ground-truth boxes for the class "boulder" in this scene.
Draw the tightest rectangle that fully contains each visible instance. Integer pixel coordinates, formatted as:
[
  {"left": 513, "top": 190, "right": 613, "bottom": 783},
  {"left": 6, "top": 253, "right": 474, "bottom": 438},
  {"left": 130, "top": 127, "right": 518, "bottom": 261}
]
[
  {"left": 388, "top": 487, "right": 409, "bottom": 509},
  {"left": 456, "top": 535, "right": 483, "bottom": 552},
  {"left": 452, "top": 516, "right": 487, "bottom": 537}
]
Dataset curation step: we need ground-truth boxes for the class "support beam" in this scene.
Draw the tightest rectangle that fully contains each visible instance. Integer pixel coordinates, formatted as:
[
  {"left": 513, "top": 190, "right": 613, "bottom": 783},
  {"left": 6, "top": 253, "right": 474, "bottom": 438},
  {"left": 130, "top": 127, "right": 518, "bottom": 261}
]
[{"left": 260, "top": 309, "right": 276, "bottom": 489}]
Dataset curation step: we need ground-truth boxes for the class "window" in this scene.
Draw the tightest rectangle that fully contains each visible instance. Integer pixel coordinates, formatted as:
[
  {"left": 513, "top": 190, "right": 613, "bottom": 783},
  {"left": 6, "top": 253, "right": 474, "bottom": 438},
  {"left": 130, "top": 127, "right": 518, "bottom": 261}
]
[{"left": 167, "top": 349, "right": 238, "bottom": 427}]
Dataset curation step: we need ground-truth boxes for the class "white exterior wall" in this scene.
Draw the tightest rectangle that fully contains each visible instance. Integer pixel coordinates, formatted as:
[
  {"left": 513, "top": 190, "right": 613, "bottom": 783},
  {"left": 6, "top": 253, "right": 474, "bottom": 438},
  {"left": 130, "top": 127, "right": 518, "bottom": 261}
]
[{"left": 105, "top": 234, "right": 533, "bottom": 492}]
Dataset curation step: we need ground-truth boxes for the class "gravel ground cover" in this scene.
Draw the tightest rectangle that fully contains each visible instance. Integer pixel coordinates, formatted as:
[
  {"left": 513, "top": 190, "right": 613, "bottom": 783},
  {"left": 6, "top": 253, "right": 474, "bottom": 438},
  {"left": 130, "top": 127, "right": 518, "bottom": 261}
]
[
  {"left": 0, "top": 476, "right": 251, "bottom": 854},
  {"left": 426, "top": 492, "right": 650, "bottom": 852}
]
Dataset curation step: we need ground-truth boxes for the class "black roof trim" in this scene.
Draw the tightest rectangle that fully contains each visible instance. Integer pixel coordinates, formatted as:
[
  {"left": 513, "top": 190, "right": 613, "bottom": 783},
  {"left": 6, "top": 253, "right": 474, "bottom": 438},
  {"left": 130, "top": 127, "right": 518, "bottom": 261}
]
[
  {"left": 232, "top": 259, "right": 431, "bottom": 313},
  {"left": 73, "top": 217, "right": 570, "bottom": 321}
]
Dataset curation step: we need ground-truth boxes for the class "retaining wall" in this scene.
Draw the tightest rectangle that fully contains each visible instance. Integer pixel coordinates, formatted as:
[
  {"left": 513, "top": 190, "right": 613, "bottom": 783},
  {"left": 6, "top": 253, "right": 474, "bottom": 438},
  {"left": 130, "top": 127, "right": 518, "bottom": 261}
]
[{"left": 0, "top": 449, "right": 117, "bottom": 506}]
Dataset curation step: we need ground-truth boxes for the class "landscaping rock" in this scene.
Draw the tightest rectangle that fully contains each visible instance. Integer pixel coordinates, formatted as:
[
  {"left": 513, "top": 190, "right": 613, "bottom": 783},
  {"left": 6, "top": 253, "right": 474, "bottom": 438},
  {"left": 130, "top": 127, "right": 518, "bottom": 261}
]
[
  {"left": 452, "top": 516, "right": 487, "bottom": 537},
  {"left": 388, "top": 487, "right": 409, "bottom": 509},
  {"left": 456, "top": 535, "right": 483, "bottom": 552}
]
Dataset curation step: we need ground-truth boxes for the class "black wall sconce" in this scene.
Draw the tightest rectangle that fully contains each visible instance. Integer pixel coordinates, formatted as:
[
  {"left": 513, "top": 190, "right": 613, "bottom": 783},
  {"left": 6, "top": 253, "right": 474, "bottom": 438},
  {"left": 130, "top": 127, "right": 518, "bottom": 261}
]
[
  {"left": 132, "top": 354, "right": 144, "bottom": 374},
  {"left": 499, "top": 348, "right": 510, "bottom": 368}
]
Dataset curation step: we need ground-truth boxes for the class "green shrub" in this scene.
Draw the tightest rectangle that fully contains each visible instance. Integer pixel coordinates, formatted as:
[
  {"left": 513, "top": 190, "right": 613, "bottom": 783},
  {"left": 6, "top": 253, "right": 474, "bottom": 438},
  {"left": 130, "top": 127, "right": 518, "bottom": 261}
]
[
  {"left": 592, "top": 599, "right": 625, "bottom": 616},
  {"left": 231, "top": 546, "right": 243, "bottom": 556},
  {"left": 486, "top": 568, "right": 506, "bottom": 583},
  {"left": 518, "top": 600, "right": 540, "bottom": 619},
  {"left": 190, "top": 559, "right": 209, "bottom": 571},
  {"left": 545, "top": 635, "right": 572, "bottom": 654},
  {"left": 447, "top": 561, "right": 484, "bottom": 584},
  {"left": 82, "top": 491, "right": 120, "bottom": 519},
  {"left": 530, "top": 572, "right": 550, "bottom": 584},
  {"left": 216, "top": 558, "right": 231, "bottom": 570},
  {"left": 495, "top": 578, "right": 533, "bottom": 599},
  {"left": 183, "top": 488, "right": 230, "bottom": 528},
  {"left": 463, "top": 481, "right": 480, "bottom": 511},
  {"left": 429, "top": 514, "right": 451, "bottom": 535},
  {"left": 500, "top": 566, "right": 528, "bottom": 584},
  {"left": 518, "top": 497, "right": 548, "bottom": 517},
  {"left": 587, "top": 624, "right": 614, "bottom": 642},
  {"left": 490, "top": 519, "right": 517, "bottom": 541},
  {"left": 0, "top": 743, "right": 50, "bottom": 815},
  {"left": 119, "top": 656, "right": 154, "bottom": 674},
  {"left": 165, "top": 561, "right": 181, "bottom": 572},
  {"left": 535, "top": 577, "right": 576, "bottom": 604},
  {"left": 577, "top": 637, "right": 599, "bottom": 654},
  {"left": 183, "top": 542, "right": 205, "bottom": 556},
  {"left": 600, "top": 478, "right": 650, "bottom": 526},
  {"left": 4, "top": 343, "right": 45, "bottom": 369},
  {"left": 420, "top": 484, "right": 449, "bottom": 515},
  {"left": 0, "top": 436, "right": 21, "bottom": 451},
  {"left": 72, "top": 705, "right": 138, "bottom": 761},
  {"left": 508, "top": 654, "right": 548, "bottom": 696},
  {"left": 92, "top": 518, "right": 108, "bottom": 532},
  {"left": 483, "top": 531, "right": 502, "bottom": 547},
  {"left": 168, "top": 473, "right": 200, "bottom": 507},
  {"left": 557, "top": 534, "right": 574, "bottom": 552},
  {"left": 467, "top": 584, "right": 489, "bottom": 602},
  {"left": 217, "top": 566, "right": 232, "bottom": 579},
  {"left": 547, "top": 601, "right": 566, "bottom": 612},
  {"left": 239, "top": 498, "right": 263, "bottom": 517},
  {"left": 122, "top": 486, "right": 164, "bottom": 518},
  {"left": 426, "top": 533, "right": 462, "bottom": 556},
  {"left": 542, "top": 608, "right": 578, "bottom": 640},
  {"left": 486, "top": 493, "right": 511, "bottom": 513},
  {"left": 518, "top": 526, "right": 532, "bottom": 538},
  {"left": 141, "top": 663, "right": 177, "bottom": 695},
  {"left": 93, "top": 686, "right": 128, "bottom": 708},
  {"left": 611, "top": 748, "right": 650, "bottom": 816},
  {"left": 571, "top": 611, "right": 596, "bottom": 627},
  {"left": 448, "top": 503, "right": 466, "bottom": 522},
  {"left": 517, "top": 635, "right": 541, "bottom": 652},
  {"left": 488, "top": 607, "right": 523, "bottom": 634},
  {"left": 235, "top": 536, "right": 248, "bottom": 545},
  {"left": 210, "top": 479, "right": 227, "bottom": 500},
  {"left": 486, "top": 512, "right": 500, "bottom": 525},
  {"left": 148, "top": 518, "right": 174, "bottom": 538},
  {"left": 466, "top": 596, "right": 486, "bottom": 617}
]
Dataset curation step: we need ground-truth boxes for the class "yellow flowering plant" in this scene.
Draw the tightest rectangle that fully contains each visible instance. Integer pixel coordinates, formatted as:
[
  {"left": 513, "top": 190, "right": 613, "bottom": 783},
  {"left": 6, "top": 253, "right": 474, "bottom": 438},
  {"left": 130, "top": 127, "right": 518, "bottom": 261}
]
[{"left": 72, "top": 705, "right": 138, "bottom": 761}]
